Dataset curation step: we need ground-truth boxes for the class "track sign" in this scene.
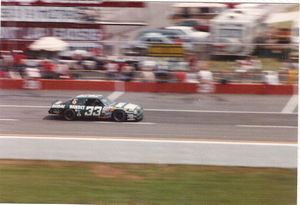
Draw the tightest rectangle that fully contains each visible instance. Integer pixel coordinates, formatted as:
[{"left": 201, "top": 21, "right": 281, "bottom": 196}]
[{"left": 148, "top": 44, "right": 185, "bottom": 57}]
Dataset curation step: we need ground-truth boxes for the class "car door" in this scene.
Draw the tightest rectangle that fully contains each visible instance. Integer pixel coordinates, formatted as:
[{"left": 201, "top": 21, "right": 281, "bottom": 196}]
[
  {"left": 68, "top": 97, "right": 87, "bottom": 118},
  {"left": 83, "top": 98, "right": 104, "bottom": 118}
]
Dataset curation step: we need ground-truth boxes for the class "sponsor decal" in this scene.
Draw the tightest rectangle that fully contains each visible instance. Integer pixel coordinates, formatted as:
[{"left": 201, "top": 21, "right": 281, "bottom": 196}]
[
  {"left": 51, "top": 104, "right": 65, "bottom": 109},
  {"left": 127, "top": 114, "right": 134, "bottom": 119},
  {"left": 2, "top": 6, "right": 82, "bottom": 23},
  {"left": 22, "top": 80, "right": 41, "bottom": 90},
  {"left": 72, "top": 99, "right": 78, "bottom": 104},
  {"left": 84, "top": 106, "right": 102, "bottom": 116},
  {"left": 115, "top": 102, "right": 126, "bottom": 108},
  {"left": 148, "top": 44, "right": 185, "bottom": 57},
  {"left": 1, "top": 27, "right": 101, "bottom": 41},
  {"left": 198, "top": 83, "right": 215, "bottom": 93},
  {"left": 76, "top": 110, "right": 82, "bottom": 117},
  {"left": 124, "top": 103, "right": 138, "bottom": 111},
  {"left": 70, "top": 105, "right": 85, "bottom": 109}
]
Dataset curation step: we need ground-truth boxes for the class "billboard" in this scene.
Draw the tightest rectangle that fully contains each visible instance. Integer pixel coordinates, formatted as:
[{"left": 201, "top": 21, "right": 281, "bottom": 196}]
[
  {"left": 148, "top": 44, "right": 185, "bottom": 57},
  {"left": 1, "top": 6, "right": 95, "bottom": 23},
  {"left": 1, "top": 27, "right": 102, "bottom": 41}
]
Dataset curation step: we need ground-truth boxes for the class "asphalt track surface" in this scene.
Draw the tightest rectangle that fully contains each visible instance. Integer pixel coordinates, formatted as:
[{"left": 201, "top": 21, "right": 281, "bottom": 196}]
[{"left": 0, "top": 90, "right": 298, "bottom": 168}]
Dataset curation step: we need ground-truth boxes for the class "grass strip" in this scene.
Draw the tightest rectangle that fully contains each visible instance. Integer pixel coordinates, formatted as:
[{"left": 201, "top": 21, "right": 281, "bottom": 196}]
[
  {"left": 207, "top": 58, "right": 283, "bottom": 72},
  {"left": 0, "top": 160, "right": 296, "bottom": 205}
]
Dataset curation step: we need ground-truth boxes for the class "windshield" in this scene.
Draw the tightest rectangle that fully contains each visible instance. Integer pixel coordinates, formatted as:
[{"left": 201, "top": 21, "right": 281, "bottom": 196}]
[{"left": 100, "top": 96, "right": 114, "bottom": 106}]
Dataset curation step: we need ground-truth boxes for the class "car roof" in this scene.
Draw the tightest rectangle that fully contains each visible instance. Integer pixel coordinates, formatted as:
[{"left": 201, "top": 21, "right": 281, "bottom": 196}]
[{"left": 75, "top": 94, "right": 104, "bottom": 99}]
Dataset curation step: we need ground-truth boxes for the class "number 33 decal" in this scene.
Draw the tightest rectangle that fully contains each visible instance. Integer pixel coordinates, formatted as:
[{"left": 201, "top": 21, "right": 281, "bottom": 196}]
[{"left": 85, "top": 106, "right": 102, "bottom": 116}]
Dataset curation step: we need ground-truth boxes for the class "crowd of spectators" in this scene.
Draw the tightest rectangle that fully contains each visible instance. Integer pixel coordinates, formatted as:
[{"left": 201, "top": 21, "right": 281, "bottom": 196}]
[{"left": 0, "top": 49, "right": 298, "bottom": 85}]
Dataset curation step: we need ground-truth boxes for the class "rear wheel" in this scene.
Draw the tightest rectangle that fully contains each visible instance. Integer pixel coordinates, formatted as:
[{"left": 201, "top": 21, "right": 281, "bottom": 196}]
[
  {"left": 112, "top": 110, "right": 127, "bottom": 122},
  {"left": 63, "top": 109, "right": 76, "bottom": 121}
]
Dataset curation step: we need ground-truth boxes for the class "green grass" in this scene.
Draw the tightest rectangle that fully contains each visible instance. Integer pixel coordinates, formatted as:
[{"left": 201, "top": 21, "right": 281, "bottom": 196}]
[
  {"left": 0, "top": 160, "right": 296, "bottom": 205},
  {"left": 206, "top": 58, "right": 283, "bottom": 72}
]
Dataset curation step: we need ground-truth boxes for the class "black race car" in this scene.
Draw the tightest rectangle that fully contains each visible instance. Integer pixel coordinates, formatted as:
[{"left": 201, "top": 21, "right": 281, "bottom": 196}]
[{"left": 48, "top": 94, "right": 143, "bottom": 122}]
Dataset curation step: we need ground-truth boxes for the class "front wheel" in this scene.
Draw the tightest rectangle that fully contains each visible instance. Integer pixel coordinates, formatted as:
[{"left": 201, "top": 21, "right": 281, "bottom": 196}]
[
  {"left": 63, "top": 109, "right": 76, "bottom": 121},
  {"left": 112, "top": 110, "right": 127, "bottom": 122}
]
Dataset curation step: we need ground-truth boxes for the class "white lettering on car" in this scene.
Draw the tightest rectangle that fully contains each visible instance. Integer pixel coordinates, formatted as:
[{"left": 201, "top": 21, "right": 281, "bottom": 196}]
[
  {"left": 93, "top": 106, "right": 102, "bottom": 116},
  {"left": 52, "top": 104, "right": 65, "bottom": 109},
  {"left": 69, "top": 105, "right": 85, "bottom": 110},
  {"left": 84, "top": 106, "right": 102, "bottom": 116}
]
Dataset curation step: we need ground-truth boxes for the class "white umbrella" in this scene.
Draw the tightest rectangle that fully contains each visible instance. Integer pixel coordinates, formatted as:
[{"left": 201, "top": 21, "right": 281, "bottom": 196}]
[{"left": 29, "top": 36, "right": 69, "bottom": 52}]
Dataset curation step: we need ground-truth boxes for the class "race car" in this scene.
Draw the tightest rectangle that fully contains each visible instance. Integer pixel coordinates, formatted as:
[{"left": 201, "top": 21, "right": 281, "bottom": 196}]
[{"left": 48, "top": 94, "right": 143, "bottom": 122}]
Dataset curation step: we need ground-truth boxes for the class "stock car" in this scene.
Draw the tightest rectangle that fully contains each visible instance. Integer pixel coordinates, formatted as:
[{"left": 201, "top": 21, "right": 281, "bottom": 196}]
[{"left": 48, "top": 94, "right": 143, "bottom": 122}]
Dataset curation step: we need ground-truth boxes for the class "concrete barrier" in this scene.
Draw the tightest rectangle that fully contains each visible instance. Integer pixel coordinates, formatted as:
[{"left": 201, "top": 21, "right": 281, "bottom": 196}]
[
  {"left": 214, "top": 83, "right": 296, "bottom": 95},
  {"left": 125, "top": 81, "right": 197, "bottom": 93},
  {"left": 0, "top": 79, "right": 296, "bottom": 95},
  {"left": 0, "top": 79, "right": 23, "bottom": 89}
]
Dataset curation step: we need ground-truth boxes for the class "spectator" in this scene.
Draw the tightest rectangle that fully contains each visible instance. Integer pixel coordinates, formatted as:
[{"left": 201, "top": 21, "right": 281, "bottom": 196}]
[
  {"left": 0, "top": 68, "right": 7, "bottom": 78},
  {"left": 56, "top": 62, "right": 71, "bottom": 79},
  {"left": 234, "top": 56, "right": 253, "bottom": 82},
  {"left": 218, "top": 71, "right": 231, "bottom": 84},
  {"left": 92, "top": 47, "right": 105, "bottom": 70},
  {"left": 71, "top": 52, "right": 87, "bottom": 70},
  {"left": 121, "top": 63, "right": 135, "bottom": 81},
  {"left": 141, "top": 70, "right": 155, "bottom": 82},
  {"left": 175, "top": 71, "right": 187, "bottom": 82},
  {"left": 263, "top": 71, "right": 280, "bottom": 85},
  {"left": 105, "top": 60, "right": 118, "bottom": 80},
  {"left": 25, "top": 67, "right": 41, "bottom": 79},
  {"left": 12, "top": 50, "right": 27, "bottom": 77},
  {"left": 1, "top": 51, "right": 14, "bottom": 72},
  {"left": 8, "top": 69, "right": 22, "bottom": 79},
  {"left": 154, "top": 62, "right": 171, "bottom": 82},
  {"left": 286, "top": 58, "right": 298, "bottom": 85},
  {"left": 198, "top": 67, "right": 214, "bottom": 93},
  {"left": 287, "top": 66, "right": 298, "bottom": 85},
  {"left": 187, "top": 53, "right": 198, "bottom": 72},
  {"left": 40, "top": 59, "right": 59, "bottom": 79},
  {"left": 281, "top": 58, "right": 298, "bottom": 84},
  {"left": 198, "top": 68, "right": 213, "bottom": 83}
]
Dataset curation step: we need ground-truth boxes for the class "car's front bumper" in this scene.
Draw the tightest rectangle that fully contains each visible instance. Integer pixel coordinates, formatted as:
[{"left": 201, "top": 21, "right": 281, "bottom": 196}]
[{"left": 126, "top": 109, "right": 144, "bottom": 121}]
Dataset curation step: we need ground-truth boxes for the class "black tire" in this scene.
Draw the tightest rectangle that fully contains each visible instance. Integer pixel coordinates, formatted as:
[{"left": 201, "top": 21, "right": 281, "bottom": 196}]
[
  {"left": 63, "top": 109, "right": 76, "bottom": 121},
  {"left": 112, "top": 110, "right": 127, "bottom": 122}
]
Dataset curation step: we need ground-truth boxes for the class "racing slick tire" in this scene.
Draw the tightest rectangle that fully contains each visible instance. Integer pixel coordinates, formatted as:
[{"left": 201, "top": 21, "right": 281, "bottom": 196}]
[
  {"left": 63, "top": 109, "right": 76, "bottom": 121},
  {"left": 112, "top": 110, "right": 127, "bottom": 122}
]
